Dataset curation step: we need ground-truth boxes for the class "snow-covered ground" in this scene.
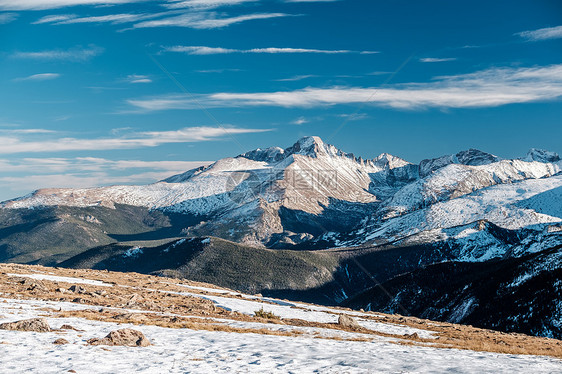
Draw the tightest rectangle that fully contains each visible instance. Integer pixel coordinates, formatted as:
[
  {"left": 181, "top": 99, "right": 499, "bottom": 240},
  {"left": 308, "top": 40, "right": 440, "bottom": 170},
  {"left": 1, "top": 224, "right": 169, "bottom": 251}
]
[
  {"left": 1, "top": 296, "right": 561, "bottom": 374},
  {"left": 6, "top": 273, "right": 113, "bottom": 287},
  {"left": 174, "top": 283, "right": 435, "bottom": 339}
]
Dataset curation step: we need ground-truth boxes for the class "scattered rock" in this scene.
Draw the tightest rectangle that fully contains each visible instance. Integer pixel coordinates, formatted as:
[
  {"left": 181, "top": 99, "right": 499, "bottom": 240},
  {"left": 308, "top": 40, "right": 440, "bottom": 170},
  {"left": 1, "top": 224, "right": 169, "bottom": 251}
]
[
  {"left": 56, "top": 288, "right": 66, "bottom": 294},
  {"left": 72, "top": 298, "right": 86, "bottom": 304},
  {"left": 19, "top": 278, "right": 48, "bottom": 292},
  {"left": 112, "top": 313, "right": 149, "bottom": 324},
  {"left": 126, "top": 293, "right": 141, "bottom": 306},
  {"left": 53, "top": 338, "right": 69, "bottom": 345},
  {"left": 87, "top": 328, "right": 151, "bottom": 347},
  {"left": 337, "top": 314, "right": 361, "bottom": 330},
  {"left": 405, "top": 332, "right": 420, "bottom": 339},
  {"left": 0, "top": 318, "right": 51, "bottom": 332},
  {"left": 60, "top": 324, "right": 83, "bottom": 331},
  {"left": 69, "top": 285, "right": 86, "bottom": 294}
]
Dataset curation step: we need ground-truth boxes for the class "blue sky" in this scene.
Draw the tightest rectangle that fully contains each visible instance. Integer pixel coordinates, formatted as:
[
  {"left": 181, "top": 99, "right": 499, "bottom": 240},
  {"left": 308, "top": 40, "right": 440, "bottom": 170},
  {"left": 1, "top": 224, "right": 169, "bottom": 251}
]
[{"left": 0, "top": 0, "right": 561, "bottom": 200}]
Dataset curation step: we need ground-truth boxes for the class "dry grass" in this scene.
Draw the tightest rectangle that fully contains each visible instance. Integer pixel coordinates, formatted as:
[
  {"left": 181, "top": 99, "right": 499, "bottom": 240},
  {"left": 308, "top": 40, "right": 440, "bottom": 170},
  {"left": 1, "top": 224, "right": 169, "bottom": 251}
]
[
  {"left": 1, "top": 263, "right": 561, "bottom": 358},
  {"left": 254, "top": 307, "right": 280, "bottom": 320}
]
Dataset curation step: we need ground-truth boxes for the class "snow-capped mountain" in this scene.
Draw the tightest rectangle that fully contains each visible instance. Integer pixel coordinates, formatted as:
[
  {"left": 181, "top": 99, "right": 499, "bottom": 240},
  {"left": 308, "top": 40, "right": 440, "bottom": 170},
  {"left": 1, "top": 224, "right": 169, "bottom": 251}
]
[
  {"left": 2, "top": 136, "right": 562, "bottom": 339},
  {"left": 2, "top": 135, "right": 562, "bottom": 254}
]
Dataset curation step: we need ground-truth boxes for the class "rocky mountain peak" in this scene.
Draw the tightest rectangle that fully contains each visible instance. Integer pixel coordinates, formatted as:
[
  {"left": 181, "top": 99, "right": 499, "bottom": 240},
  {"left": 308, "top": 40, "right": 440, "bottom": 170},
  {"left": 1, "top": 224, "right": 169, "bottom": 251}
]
[
  {"left": 419, "top": 149, "right": 500, "bottom": 177},
  {"left": 455, "top": 149, "right": 501, "bottom": 166},
  {"left": 285, "top": 136, "right": 329, "bottom": 158},
  {"left": 240, "top": 136, "right": 338, "bottom": 162},
  {"left": 524, "top": 148, "right": 561, "bottom": 163}
]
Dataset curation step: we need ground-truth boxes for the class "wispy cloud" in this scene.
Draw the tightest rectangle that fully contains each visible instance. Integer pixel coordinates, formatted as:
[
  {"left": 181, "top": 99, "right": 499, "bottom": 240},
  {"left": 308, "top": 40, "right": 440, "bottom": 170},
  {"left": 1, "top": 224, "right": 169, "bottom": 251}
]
[
  {"left": 0, "top": 128, "right": 57, "bottom": 134},
  {"left": 33, "top": 14, "right": 76, "bottom": 24},
  {"left": 13, "top": 73, "right": 61, "bottom": 82},
  {"left": 337, "top": 113, "right": 368, "bottom": 121},
  {"left": 0, "top": 157, "right": 212, "bottom": 199},
  {"left": 275, "top": 74, "right": 318, "bottom": 82},
  {"left": 54, "top": 13, "right": 153, "bottom": 25},
  {"left": 516, "top": 25, "right": 562, "bottom": 41},
  {"left": 0, "top": 11, "right": 17, "bottom": 23},
  {"left": 11, "top": 45, "right": 104, "bottom": 61},
  {"left": 285, "top": 0, "right": 340, "bottom": 2},
  {"left": 0, "top": 126, "right": 270, "bottom": 154},
  {"left": 164, "top": 0, "right": 258, "bottom": 9},
  {"left": 33, "top": 9, "right": 283, "bottom": 30},
  {"left": 125, "top": 74, "right": 152, "bottom": 83},
  {"left": 127, "top": 64, "right": 562, "bottom": 111},
  {"left": 1, "top": 0, "right": 261, "bottom": 11},
  {"left": 196, "top": 68, "right": 242, "bottom": 73},
  {"left": 291, "top": 117, "right": 308, "bottom": 125},
  {"left": 36, "top": 11, "right": 183, "bottom": 25},
  {"left": 163, "top": 45, "right": 376, "bottom": 54},
  {"left": 0, "top": 157, "right": 210, "bottom": 174},
  {"left": 419, "top": 57, "right": 457, "bottom": 63},
  {"left": 133, "top": 12, "right": 290, "bottom": 29},
  {"left": 0, "top": 0, "right": 141, "bottom": 11}
]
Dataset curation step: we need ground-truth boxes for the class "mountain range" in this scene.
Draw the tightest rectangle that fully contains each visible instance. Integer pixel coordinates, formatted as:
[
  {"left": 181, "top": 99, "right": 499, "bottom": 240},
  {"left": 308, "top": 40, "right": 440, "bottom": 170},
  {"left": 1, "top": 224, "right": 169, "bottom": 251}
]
[{"left": 1, "top": 136, "right": 561, "bottom": 339}]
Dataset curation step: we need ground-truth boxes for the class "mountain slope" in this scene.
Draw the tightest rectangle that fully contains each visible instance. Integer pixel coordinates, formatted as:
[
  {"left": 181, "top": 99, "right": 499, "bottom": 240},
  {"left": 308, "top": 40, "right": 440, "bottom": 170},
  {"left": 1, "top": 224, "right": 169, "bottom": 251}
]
[
  {"left": 343, "top": 245, "right": 562, "bottom": 339},
  {"left": 2, "top": 136, "right": 561, "bottom": 254}
]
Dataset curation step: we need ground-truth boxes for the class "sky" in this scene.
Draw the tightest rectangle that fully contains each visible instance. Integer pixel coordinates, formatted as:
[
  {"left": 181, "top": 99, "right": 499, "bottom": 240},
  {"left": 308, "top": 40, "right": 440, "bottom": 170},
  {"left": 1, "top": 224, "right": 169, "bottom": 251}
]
[{"left": 0, "top": 0, "right": 561, "bottom": 201}]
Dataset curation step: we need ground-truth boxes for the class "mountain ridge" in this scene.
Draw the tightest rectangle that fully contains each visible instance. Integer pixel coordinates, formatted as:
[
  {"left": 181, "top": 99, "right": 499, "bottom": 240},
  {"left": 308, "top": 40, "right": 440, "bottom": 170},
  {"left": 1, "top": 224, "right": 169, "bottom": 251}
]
[{"left": 1, "top": 136, "right": 562, "bottom": 339}]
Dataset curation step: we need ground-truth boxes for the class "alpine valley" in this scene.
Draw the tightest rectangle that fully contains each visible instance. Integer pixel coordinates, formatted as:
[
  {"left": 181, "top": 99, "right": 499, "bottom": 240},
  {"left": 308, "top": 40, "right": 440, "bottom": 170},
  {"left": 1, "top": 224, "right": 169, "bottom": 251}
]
[{"left": 1, "top": 136, "right": 561, "bottom": 339}]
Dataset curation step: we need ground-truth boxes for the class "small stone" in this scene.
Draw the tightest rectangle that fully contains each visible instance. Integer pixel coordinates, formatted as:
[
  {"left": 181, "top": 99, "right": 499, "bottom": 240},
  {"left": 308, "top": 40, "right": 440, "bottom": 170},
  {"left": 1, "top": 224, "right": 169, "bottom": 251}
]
[
  {"left": 53, "top": 338, "right": 69, "bottom": 345},
  {"left": 60, "top": 324, "right": 83, "bottom": 331},
  {"left": 69, "top": 285, "right": 86, "bottom": 294}
]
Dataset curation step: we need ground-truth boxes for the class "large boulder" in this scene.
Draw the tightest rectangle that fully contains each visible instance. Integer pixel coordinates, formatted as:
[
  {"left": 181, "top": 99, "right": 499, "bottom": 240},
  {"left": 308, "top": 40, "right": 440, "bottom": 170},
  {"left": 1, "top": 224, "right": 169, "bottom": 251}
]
[
  {"left": 337, "top": 314, "right": 361, "bottom": 330},
  {"left": 0, "top": 318, "right": 51, "bottom": 332},
  {"left": 87, "top": 328, "right": 150, "bottom": 347}
]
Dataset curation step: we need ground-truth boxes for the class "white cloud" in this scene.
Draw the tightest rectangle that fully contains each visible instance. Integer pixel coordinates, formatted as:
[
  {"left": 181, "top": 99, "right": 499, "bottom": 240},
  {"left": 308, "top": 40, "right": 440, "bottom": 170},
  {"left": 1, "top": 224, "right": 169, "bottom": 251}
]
[
  {"left": 0, "top": 11, "right": 17, "bottom": 23},
  {"left": 275, "top": 75, "right": 318, "bottom": 82},
  {"left": 125, "top": 74, "right": 152, "bottom": 83},
  {"left": 13, "top": 73, "right": 61, "bottom": 81},
  {"left": 196, "top": 68, "right": 242, "bottom": 73},
  {"left": 291, "top": 117, "right": 308, "bottom": 125},
  {"left": 419, "top": 57, "right": 457, "bottom": 63},
  {"left": 337, "top": 113, "right": 368, "bottom": 121},
  {"left": 0, "top": 0, "right": 141, "bottom": 10},
  {"left": 127, "top": 64, "right": 562, "bottom": 111},
  {"left": 33, "top": 14, "right": 77, "bottom": 23},
  {"left": 0, "top": 126, "right": 270, "bottom": 154},
  {"left": 163, "top": 45, "right": 376, "bottom": 54},
  {"left": 11, "top": 45, "right": 103, "bottom": 61},
  {"left": 516, "top": 25, "right": 562, "bottom": 41},
  {"left": 37, "top": 10, "right": 182, "bottom": 25},
  {"left": 56, "top": 13, "right": 152, "bottom": 24},
  {"left": 0, "top": 0, "right": 261, "bottom": 11},
  {"left": 0, "top": 157, "right": 210, "bottom": 174},
  {"left": 133, "top": 12, "right": 289, "bottom": 29},
  {"left": 0, "top": 129, "right": 57, "bottom": 134},
  {"left": 164, "top": 0, "right": 258, "bottom": 9},
  {"left": 0, "top": 157, "right": 213, "bottom": 200}
]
